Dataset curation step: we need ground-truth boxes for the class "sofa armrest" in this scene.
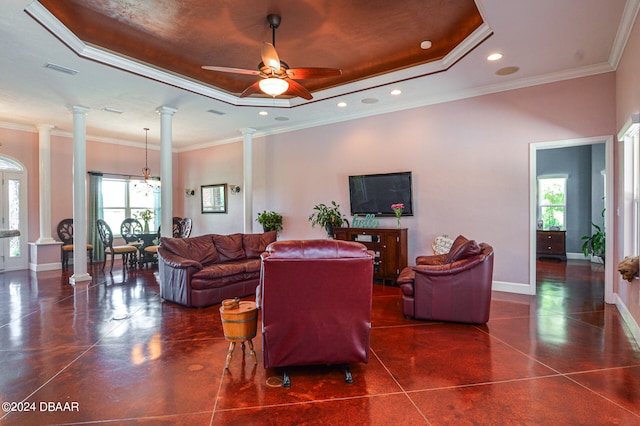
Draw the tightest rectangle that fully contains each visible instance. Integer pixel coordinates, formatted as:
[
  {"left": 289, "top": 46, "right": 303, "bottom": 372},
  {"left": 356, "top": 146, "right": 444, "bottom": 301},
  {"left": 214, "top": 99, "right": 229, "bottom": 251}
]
[
  {"left": 396, "top": 267, "right": 415, "bottom": 297},
  {"left": 416, "top": 254, "right": 447, "bottom": 265},
  {"left": 413, "top": 254, "right": 485, "bottom": 276},
  {"left": 157, "top": 247, "right": 203, "bottom": 270}
]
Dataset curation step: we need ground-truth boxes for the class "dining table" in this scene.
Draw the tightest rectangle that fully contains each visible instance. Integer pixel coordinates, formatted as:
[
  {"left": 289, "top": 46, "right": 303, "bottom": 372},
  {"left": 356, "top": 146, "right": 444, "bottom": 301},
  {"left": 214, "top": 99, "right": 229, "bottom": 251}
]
[{"left": 136, "top": 232, "right": 159, "bottom": 268}]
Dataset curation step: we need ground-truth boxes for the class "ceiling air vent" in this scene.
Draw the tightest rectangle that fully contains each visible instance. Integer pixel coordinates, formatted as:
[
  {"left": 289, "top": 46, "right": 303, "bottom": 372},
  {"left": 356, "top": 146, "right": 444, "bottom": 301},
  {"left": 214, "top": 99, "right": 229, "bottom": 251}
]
[
  {"left": 207, "top": 109, "right": 226, "bottom": 116},
  {"left": 44, "top": 62, "right": 78, "bottom": 75}
]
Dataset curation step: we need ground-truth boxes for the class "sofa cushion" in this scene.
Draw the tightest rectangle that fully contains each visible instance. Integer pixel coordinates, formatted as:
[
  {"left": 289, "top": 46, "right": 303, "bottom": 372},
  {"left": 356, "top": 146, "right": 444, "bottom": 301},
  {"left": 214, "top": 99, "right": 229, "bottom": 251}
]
[
  {"left": 160, "top": 235, "right": 219, "bottom": 265},
  {"left": 190, "top": 259, "right": 261, "bottom": 290},
  {"left": 242, "top": 231, "right": 277, "bottom": 259},
  {"left": 444, "top": 235, "right": 481, "bottom": 264},
  {"left": 212, "top": 233, "right": 246, "bottom": 262}
]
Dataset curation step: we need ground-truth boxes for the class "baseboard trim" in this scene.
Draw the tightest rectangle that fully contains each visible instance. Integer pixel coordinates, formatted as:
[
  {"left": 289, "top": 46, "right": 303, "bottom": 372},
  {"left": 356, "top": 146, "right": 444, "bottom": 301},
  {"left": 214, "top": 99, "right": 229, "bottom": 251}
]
[
  {"left": 492, "top": 280, "right": 535, "bottom": 295},
  {"left": 615, "top": 294, "right": 640, "bottom": 346},
  {"left": 29, "top": 262, "right": 61, "bottom": 272}
]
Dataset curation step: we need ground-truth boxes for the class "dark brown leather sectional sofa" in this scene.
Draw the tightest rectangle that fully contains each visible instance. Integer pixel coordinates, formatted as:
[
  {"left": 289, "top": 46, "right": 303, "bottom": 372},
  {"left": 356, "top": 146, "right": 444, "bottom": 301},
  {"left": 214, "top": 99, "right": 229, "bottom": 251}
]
[{"left": 157, "top": 231, "right": 277, "bottom": 307}]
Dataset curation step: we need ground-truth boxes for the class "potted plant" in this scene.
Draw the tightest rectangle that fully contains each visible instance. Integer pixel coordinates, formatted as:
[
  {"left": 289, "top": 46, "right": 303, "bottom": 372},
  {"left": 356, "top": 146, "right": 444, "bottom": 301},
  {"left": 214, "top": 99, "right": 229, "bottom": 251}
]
[
  {"left": 256, "top": 210, "right": 283, "bottom": 233},
  {"left": 581, "top": 207, "right": 605, "bottom": 263},
  {"left": 308, "top": 201, "right": 349, "bottom": 237},
  {"left": 134, "top": 209, "right": 154, "bottom": 233}
]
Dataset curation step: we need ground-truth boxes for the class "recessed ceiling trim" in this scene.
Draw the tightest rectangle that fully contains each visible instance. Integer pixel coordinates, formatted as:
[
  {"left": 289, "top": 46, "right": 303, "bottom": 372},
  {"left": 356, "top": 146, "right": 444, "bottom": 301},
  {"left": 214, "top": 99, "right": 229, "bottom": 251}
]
[
  {"left": 441, "top": 22, "right": 493, "bottom": 68},
  {"left": 26, "top": 0, "right": 493, "bottom": 110},
  {"left": 25, "top": 1, "right": 291, "bottom": 108}
]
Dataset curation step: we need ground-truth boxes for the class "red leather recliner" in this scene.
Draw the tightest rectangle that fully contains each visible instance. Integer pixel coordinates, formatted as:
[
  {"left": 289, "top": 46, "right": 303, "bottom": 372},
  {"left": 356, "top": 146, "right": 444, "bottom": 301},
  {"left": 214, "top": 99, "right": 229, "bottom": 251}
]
[
  {"left": 397, "top": 236, "right": 494, "bottom": 324},
  {"left": 258, "top": 239, "right": 374, "bottom": 386}
]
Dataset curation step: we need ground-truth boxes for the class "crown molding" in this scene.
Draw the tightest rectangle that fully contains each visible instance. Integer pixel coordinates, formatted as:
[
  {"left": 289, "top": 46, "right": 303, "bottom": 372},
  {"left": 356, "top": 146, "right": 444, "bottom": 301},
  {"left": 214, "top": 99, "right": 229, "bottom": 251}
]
[{"left": 609, "top": 0, "right": 640, "bottom": 69}]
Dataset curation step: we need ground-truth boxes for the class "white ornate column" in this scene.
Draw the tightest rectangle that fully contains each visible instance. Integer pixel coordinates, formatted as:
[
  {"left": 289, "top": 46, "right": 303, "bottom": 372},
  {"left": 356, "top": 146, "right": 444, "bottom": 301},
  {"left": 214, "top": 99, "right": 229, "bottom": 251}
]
[
  {"left": 36, "top": 124, "right": 55, "bottom": 244},
  {"left": 157, "top": 106, "right": 177, "bottom": 238},
  {"left": 69, "top": 106, "right": 91, "bottom": 284},
  {"left": 241, "top": 128, "right": 256, "bottom": 233}
]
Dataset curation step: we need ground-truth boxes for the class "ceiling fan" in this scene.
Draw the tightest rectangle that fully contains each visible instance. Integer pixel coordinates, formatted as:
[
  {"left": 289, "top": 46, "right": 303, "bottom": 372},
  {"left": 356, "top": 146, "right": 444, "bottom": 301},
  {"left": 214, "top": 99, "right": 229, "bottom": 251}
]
[{"left": 202, "top": 14, "right": 342, "bottom": 100}]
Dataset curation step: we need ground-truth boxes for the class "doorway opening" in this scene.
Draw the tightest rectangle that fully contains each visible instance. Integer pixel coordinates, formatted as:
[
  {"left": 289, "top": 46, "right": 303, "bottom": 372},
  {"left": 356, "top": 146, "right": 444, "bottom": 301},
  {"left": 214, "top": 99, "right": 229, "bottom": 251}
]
[
  {"left": 0, "top": 155, "right": 28, "bottom": 271},
  {"left": 529, "top": 136, "right": 614, "bottom": 303}
]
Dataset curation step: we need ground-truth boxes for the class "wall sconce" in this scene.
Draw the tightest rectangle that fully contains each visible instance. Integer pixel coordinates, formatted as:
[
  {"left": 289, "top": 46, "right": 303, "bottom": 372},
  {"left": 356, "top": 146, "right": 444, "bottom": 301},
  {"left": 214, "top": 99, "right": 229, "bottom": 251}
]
[
  {"left": 229, "top": 185, "right": 241, "bottom": 194},
  {"left": 185, "top": 188, "right": 195, "bottom": 197}
]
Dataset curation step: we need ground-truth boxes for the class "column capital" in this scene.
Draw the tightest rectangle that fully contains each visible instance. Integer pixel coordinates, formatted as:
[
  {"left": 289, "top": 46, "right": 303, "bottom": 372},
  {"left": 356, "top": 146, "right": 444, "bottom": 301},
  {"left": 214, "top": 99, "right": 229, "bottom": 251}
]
[
  {"left": 240, "top": 128, "right": 256, "bottom": 135},
  {"left": 37, "top": 124, "right": 55, "bottom": 132},
  {"left": 71, "top": 105, "right": 90, "bottom": 114},
  {"left": 156, "top": 106, "right": 178, "bottom": 116}
]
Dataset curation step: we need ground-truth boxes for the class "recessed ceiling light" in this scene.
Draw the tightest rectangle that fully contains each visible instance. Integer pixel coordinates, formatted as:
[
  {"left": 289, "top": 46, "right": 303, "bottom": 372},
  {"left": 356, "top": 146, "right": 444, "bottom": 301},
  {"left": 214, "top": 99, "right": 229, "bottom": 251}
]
[
  {"left": 44, "top": 62, "right": 78, "bottom": 75},
  {"left": 420, "top": 40, "right": 432, "bottom": 50},
  {"left": 495, "top": 66, "right": 519, "bottom": 76},
  {"left": 361, "top": 98, "right": 378, "bottom": 104},
  {"left": 259, "top": 111, "right": 268, "bottom": 116},
  {"left": 274, "top": 116, "right": 289, "bottom": 121},
  {"left": 487, "top": 53, "right": 503, "bottom": 61},
  {"left": 390, "top": 89, "right": 402, "bottom": 96},
  {"left": 337, "top": 102, "right": 347, "bottom": 108}
]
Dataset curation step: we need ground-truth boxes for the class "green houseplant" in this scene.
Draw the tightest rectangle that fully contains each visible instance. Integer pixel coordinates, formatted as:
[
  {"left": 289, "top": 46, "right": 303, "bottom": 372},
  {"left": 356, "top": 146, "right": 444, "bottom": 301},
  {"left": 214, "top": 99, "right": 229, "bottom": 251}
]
[
  {"left": 581, "top": 207, "right": 605, "bottom": 263},
  {"left": 134, "top": 209, "right": 154, "bottom": 233},
  {"left": 308, "top": 201, "right": 349, "bottom": 237},
  {"left": 256, "top": 210, "right": 283, "bottom": 233}
]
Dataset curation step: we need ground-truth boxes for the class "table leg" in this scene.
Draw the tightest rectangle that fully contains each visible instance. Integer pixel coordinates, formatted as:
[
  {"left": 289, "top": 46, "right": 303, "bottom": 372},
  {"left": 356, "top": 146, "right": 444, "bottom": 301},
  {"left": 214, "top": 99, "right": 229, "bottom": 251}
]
[
  {"left": 225, "top": 341, "right": 236, "bottom": 369},
  {"left": 247, "top": 339, "right": 257, "bottom": 365}
]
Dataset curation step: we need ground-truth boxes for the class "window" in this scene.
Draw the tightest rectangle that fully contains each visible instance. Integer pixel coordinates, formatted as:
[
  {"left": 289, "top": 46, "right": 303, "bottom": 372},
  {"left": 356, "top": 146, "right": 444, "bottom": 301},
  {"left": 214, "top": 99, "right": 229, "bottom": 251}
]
[
  {"left": 102, "top": 178, "right": 160, "bottom": 235},
  {"left": 538, "top": 176, "right": 567, "bottom": 230}
]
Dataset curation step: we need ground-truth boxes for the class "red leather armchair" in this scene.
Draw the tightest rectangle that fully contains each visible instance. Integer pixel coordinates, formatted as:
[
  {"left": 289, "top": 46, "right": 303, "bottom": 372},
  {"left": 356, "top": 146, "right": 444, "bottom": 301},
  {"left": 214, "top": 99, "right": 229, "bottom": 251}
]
[
  {"left": 397, "top": 236, "right": 494, "bottom": 324},
  {"left": 258, "top": 239, "right": 374, "bottom": 386}
]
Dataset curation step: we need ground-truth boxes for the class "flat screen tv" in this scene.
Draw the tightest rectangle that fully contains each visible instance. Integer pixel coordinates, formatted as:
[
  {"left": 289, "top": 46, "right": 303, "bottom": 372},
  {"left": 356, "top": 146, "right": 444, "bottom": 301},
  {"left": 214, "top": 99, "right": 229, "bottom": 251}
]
[{"left": 348, "top": 171, "right": 413, "bottom": 216}]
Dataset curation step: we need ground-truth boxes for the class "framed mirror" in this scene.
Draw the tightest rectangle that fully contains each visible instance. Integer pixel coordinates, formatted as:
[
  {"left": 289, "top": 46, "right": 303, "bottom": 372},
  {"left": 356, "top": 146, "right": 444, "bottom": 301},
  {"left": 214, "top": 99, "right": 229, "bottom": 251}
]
[{"left": 201, "top": 184, "right": 227, "bottom": 213}]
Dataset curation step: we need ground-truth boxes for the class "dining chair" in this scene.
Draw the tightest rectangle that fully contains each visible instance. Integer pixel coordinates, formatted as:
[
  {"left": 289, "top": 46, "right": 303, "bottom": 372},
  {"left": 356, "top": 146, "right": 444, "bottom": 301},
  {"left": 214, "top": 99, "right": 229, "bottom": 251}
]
[
  {"left": 120, "top": 218, "right": 143, "bottom": 248},
  {"left": 96, "top": 219, "right": 138, "bottom": 271},
  {"left": 56, "top": 218, "right": 93, "bottom": 269},
  {"left": 172, "top": 217, "right": 182, "bottom": 238},
  {"left": 179, "top": 217, "right": 192, "bottom": 238}
]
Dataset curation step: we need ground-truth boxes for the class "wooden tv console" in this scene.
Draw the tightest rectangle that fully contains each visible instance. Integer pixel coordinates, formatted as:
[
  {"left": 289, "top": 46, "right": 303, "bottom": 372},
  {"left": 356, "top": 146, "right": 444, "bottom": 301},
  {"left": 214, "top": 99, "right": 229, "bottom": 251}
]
[{"left": 333, "top": 227, "right": 408, "bottom": 283}]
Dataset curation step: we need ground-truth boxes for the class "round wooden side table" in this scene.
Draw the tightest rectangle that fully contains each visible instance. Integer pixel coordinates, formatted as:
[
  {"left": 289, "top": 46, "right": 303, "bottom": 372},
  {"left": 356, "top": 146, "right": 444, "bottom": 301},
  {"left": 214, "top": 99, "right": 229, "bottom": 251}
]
[{"left": 219, "top": 299, "right": 258, "bottom": 368}]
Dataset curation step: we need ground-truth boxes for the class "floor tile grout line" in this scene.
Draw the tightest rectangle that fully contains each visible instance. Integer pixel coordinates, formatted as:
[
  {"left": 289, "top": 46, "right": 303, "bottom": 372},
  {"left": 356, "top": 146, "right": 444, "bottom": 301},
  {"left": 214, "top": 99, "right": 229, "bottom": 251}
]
[
  {"left": 473, "top": 321, "right": 640, "bottom": 416},
  {"left": 0, "top": 295, "right": 157, "bottom": 422},
  {"left": 472, "top": 324, "right": 565, "bottom": 376},
  {"left": 212, "top": 391, "right": 412, "bottom": 414},
  {"left": 562, "top": 371, "right": 640, "bottom": 418},
  {"left": 210, "top": 360, "right": 229, "bottom": 424},
  {"left": 368, "top": 346, "right": 432, "bottom": 425}
]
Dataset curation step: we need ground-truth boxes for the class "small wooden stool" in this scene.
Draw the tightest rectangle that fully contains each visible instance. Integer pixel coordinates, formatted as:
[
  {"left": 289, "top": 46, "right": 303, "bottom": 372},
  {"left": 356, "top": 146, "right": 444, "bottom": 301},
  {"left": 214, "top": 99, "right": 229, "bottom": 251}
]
[{"left": 219, "top": 299, "right": 258, "bottom": 369}]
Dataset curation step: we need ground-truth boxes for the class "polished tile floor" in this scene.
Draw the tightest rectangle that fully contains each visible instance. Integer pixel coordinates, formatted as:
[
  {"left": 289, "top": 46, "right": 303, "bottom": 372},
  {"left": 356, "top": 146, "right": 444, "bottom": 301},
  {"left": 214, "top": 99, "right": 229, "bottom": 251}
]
[{"left": 0, "top": 259, "right": 639, "bottom": 425}]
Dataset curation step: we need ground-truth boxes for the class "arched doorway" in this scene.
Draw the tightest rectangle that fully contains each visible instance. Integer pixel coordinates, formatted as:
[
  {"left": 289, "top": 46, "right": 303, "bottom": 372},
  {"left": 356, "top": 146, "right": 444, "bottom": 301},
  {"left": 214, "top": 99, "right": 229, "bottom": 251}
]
[{"left": 0, "top": 155, "right": 28, "bottom": 270}]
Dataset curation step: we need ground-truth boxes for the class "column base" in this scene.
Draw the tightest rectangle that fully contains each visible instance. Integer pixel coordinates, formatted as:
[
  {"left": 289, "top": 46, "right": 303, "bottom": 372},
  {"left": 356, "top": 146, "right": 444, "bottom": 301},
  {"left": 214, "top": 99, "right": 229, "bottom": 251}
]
[{"left": 69, "top": 273, "right": 92, "bottom": 285}]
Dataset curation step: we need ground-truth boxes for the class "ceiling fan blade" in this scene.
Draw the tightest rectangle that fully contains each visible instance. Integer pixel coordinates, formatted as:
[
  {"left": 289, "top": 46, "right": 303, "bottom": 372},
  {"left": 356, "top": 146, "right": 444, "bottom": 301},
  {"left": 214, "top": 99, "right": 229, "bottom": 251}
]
[
  {"left": 261, "top": 42, "right": 281, "bottom": 73},
  {"left": 239, "top": 80, "right": 263, "bottom": 98},
  {"left": 285, "top": 78, "right": 313, "bottom": 100},
  {"left": 201, "top": 65, "right": 260, "bottom": 76},
  {"left": 286, "top": 67, "right": 342, "bottom": 79}
]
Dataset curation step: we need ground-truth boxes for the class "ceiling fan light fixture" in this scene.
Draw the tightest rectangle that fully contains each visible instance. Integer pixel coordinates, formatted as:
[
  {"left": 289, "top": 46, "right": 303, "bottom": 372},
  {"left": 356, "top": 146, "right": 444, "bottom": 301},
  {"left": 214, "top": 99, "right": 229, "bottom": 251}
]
[{"left": 259, "top": 78, "right": 289, "bottom": 97}]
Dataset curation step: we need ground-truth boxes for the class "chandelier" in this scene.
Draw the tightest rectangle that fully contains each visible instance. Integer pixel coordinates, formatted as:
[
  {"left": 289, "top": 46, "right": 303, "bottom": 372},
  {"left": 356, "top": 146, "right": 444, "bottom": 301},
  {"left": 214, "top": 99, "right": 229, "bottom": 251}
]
[{"left": 134, "top": 127, "right": 160, "bottom": 195}]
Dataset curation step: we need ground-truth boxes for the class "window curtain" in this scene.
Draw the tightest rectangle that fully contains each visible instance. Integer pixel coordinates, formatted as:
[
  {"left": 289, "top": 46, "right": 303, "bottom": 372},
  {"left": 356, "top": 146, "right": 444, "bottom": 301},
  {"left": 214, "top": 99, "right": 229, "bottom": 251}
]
[{"left": 88, "top": 171, "right": 103, "bottom": 262}]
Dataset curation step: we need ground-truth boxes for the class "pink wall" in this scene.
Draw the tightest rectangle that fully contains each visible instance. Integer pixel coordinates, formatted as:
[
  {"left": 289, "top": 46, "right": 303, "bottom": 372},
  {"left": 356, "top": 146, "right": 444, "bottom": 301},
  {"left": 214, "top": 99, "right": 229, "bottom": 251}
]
[
  {"left": 0, "top": 128, "right": 171, "bottom": 242},
  {"left": 616, "top": 13, "right": 640, "bottom": 129},
  {"left": 178, "top": 141, "right": 245, "bottom": 236},
  {"left": 0, "top": 126, "right": 39, "bottom": 239},
  {"left": 615, "top": 15, "right": 640, "bottom": 328},
  {"left": 182, "top": 73, "right": 616, "bottom": 287},
  {"left": 0, "top": 58, "right": 628, "bottom": 319}
]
